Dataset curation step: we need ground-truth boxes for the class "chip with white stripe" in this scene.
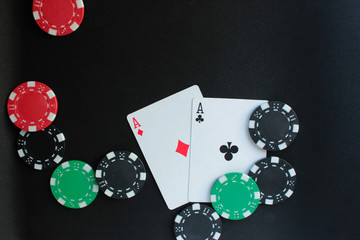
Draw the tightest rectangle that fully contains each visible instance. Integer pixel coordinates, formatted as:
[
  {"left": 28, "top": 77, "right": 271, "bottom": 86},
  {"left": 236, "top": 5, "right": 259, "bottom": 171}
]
[
  {"left": 96, "top": 150, "right": 147, "bottom": 199},
  {"left": 248, "top": 101, "right": 299, "bottom": 151},
  {"left": 173, "top": 203, "right": 222, "bottom": 240},
  {"left": 17, "top": 124, "right": 65, "bottom": 170},
  {"left": 7, "top": 81, "right": 58, "bottom": 132},
  {"left": 211, "top": 172, "right": 260, "bottom": 220},
  {"left": 248, "top": 157, "right": 297, "bottom": 205},
  {"left": 50, "top": 160, "right": 98, "bottom": 209},
  {"left": 32, "top": 0, "right": 85, "bottom": 36}
]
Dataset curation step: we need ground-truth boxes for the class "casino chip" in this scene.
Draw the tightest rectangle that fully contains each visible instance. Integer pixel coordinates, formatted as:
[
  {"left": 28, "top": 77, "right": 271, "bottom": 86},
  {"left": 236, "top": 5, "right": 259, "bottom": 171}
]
[
  {"left": 248, "top": 156, "right": 296, "bottom": 205},
  {"left": 96, "top": 151, "right": 146, "bottom": 199},
  {"left": 248, "top": 101, "right": 299, "bottom": 151},
  {"left": 50, "top": 160, "right": 99, "bottom": 209},
  {"left": 32, "top": 0, "right": 85, "bottom": 36},
  {"left": 7, "top": 81, "right": 58, "bottom": 132},
  {"left": 174, "top": 203, "right": 222, "bottom": 240},
  {"left": 211, "top": 172, "right": 260, "bottom": 220},
  {"left": 17, "top": 124, "right": 65, "bottom": 170}
]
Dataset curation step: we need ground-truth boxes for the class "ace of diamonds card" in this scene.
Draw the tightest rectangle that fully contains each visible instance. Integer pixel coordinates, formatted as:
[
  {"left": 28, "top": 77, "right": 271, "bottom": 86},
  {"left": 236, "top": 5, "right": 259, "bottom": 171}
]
[{"left": 127, "top": 86, "right": 202, "bottom": 210}]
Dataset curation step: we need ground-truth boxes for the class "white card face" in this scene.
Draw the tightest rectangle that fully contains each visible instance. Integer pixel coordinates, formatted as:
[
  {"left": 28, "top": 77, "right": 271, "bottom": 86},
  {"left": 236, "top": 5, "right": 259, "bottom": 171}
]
[
  {"left": 189, "top": 97, "right": 268, "bottom": 202},
  {"left": 127, "top": 85, "right": 202, "bottom": 210}
]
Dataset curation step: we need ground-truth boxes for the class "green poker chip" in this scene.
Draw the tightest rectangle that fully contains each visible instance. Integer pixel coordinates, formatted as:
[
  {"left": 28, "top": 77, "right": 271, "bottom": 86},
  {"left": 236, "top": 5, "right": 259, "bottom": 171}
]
[
  {"left": 50, "top": 160, "right": 99, "bottom": 209},
  {"left": 211, "top": 172, "right": 260, "bottom": 220}
]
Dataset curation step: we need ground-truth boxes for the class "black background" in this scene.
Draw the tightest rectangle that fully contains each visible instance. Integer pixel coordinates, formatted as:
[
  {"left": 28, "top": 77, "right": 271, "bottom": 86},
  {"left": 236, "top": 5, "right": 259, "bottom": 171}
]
[{"left": 0, "top": 0, "right": 359, "bottom": 239}]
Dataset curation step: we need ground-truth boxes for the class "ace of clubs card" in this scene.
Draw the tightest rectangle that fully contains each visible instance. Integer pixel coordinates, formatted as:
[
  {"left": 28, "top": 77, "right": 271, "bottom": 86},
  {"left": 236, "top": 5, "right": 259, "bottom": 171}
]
[{"left": 189, "top": 97, "right": 268, "bottom": 202}]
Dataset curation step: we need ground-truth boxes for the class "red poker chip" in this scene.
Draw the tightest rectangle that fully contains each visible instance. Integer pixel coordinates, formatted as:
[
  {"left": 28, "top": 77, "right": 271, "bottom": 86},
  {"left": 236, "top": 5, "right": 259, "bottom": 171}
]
[
  {"left": 32, "top": 0, "right": 85, "bottom": 36},
  {"left": 7, "top": 81, "right": 58, "bottom": 132}
]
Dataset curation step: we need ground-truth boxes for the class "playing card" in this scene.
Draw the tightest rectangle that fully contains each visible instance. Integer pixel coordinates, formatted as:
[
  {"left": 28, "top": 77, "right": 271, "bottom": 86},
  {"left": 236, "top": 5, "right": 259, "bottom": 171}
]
[
  {"left": 127, "top": 85, "right": 202, "bottom": 210},
  {"left": 189, "top": 97, "right": 268, "bottom": 202}
]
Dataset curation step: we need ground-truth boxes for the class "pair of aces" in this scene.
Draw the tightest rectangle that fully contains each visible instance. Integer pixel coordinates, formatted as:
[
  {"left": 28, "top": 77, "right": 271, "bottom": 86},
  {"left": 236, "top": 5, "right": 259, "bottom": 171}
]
[{"left": 127, "top": 86, "right": 267, "bottom": 210}]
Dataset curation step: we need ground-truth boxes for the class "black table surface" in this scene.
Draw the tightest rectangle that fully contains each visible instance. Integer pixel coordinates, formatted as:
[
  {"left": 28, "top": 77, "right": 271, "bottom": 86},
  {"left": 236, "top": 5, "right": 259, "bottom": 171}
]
[{"left": 0, "top": 0, "right": 359, "bottom": 239}]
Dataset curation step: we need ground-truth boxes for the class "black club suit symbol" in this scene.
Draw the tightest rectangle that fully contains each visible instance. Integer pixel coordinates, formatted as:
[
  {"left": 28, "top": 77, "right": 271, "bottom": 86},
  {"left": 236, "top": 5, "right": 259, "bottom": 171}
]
[
  {"left": 220, "top": 142, "right": 238, "bottom": 161},
  {"left": 196, "top": 115, "right": 204, "bottom": 123}
]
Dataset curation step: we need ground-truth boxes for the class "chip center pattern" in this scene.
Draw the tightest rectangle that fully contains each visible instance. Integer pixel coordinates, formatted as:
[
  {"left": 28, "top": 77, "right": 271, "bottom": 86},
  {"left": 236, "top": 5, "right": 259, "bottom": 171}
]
[
  {"left": 220, "top": 182, "right": 251, "bottom": 210},
  {"left": 59, "top": 170, "right": 90, "bottom": 199},
  {"left": 106, "top": 160, "right": 137, "bottom": 190},
  {"left": 256, "top": 167, "right": 286, "bottom": 196},
  {"left": 17, "top": 91, "right": 48, "bottom": 122},
  {"left": 41, "top": 0, "right": 74, "bottom": 26},
  {"left": 258, "top": 111, "right": 289, "bottom": 141},
  {"left": 26, "top": 130, "right": 55, "bottom": 159},
  {"left": 183, "top": 214, "right": 213, "bottom": 239}
]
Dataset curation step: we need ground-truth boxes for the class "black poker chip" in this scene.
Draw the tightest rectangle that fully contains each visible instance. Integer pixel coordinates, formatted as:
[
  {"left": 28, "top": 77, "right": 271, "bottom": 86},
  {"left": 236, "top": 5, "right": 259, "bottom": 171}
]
[
  {"left": 17, "top": 124, "right": 65, "bottom": 170},
  {"left": 96, "top": 150, "right": 147, "bottom": 199},
  {"left": 248, "top": 156, "right": 296, "bottom": 205},
  {"left": 174, "top": 203, "right": 222, "bottom": 240},
  {"left": 248, "top": 101, "right": 299, "bottom": 151}
]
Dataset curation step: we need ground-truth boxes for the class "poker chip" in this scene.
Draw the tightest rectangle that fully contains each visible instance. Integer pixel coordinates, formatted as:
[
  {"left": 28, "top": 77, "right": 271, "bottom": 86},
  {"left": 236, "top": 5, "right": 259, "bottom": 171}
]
[
  {"left": 211, "top": 172, "right": 260, "bottom": 220},
  {"left": 248, "top": 156, "right": 296, "bottom": 205},
  {"left": 32, "top": 0, "right": 85, "bottom": 36},
  {"left": 7, "top": 81, "right": 58, "bottom": 132},
  {"left": 174, "top": 203, "right": 222, "bottom": 240},
  {"left": 248, "top": 101, "right": 299, "bottom": 151},
  {"left": 96, "top": 151, "right": 146, "bottom": 199},
  {"left": 17, "top": 124, "right": 65, "bottom": 170},
  {"left": 50, "top": 160, "right": 99, "bottom": 209}
]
